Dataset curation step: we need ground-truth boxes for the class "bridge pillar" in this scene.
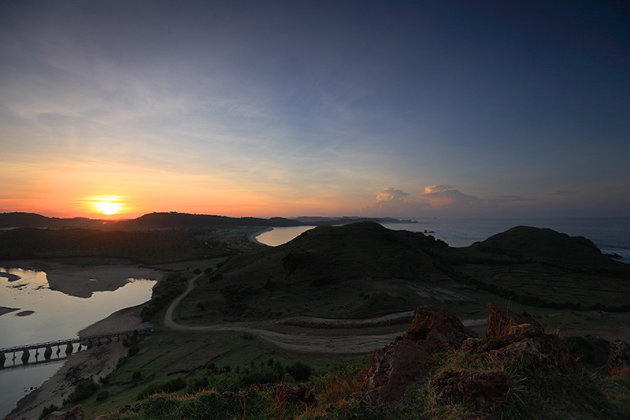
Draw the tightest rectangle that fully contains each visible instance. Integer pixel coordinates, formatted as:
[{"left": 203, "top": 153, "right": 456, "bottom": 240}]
[
  {"left": 21, "top": 350, "right": 30, "bottom": 364},
  {"left": 0, "top": 352, "right": 5, "bottom": 368},
  {"left": 66, "top": 343, "right": 73, "bottom": 355},
  {"left": 44, "top": 346, "right": 52, "bottom": 360}
]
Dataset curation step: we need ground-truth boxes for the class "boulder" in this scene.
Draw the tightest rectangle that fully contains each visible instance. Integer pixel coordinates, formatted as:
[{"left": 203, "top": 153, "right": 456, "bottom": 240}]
[
  {"left": 403, "top": 307, "right": 478, "bottom": 351},
  {"left": 471, "top": 303, "right": 577, "bottom": 371},
  {"left": 485, "top": 303, "right": 543, "bottom": 340}
]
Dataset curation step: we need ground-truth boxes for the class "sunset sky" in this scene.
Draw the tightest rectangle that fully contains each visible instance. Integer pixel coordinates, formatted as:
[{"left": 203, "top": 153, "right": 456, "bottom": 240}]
[{"left": 1, "top": 1, "right": 628, "bottom": 219}]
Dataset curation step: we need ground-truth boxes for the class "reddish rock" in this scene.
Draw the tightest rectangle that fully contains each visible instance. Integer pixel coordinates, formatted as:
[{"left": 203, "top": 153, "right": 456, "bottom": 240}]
[
  {"left": 432, "top": 370, "right": 510, "bottom": 413},
  {"left": 365, "top": 339, "right": 432, "bottom": 401},
  {"left": 470, "top": 303, "right": 578, "bottom": 371},
  {"left": 363, "top": 307, "right": 477, "bottom": 401},
  {"left": 403, "top": 307, "right": 478, "bottom": 352},
  {"left": 485, "top": 303, "right": 543, "bottom": 340}
]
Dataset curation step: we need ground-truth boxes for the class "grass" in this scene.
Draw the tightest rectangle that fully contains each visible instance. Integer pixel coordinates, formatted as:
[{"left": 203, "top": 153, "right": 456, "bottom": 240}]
[{"left": 76, "top": 329, "right": 364, "bottom": 418}]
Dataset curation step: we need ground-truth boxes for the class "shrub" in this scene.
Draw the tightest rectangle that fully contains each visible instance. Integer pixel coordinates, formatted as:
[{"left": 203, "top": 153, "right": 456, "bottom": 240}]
[
  {"left": 187, "top": 376, "right": 209, "bottom": 393},
  {"left": 64, "top": 378, "right": 99, "bottom": 404},
  {"left": 564, "top": 335, "right": 611, "bottom": 370},
  {"left": 287, "top": 362, "right": 313, "bottom": 381},
  {"left": 39, "top": 404, "right": 59, "bottom": 419},
  {"left": 96, "top": 390, "right": 109, "bottom": 402},
  {"left": 141, "top": 274, "right": 188, "bottom": 321}
]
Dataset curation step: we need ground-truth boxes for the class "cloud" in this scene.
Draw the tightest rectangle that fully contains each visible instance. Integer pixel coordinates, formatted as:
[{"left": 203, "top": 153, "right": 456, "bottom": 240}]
[
  {"left": 361, "top": 187, "right": 428, "bottom": 217},
  {"left": 422, "top": 185, "right": 455, "bottom": 194},
  {"left": 419, "top": 185, "right": 478, "bottom": 208},
  {"left": 376, "top": 187, "right": 409, "bottom": 202}
]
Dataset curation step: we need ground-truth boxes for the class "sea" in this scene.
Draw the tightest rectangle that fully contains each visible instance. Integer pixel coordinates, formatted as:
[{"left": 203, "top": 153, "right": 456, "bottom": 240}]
[
  {"left": 256, "top": 218, "right": 630, "bottom": 263},
  {"left": 0, "top": 269, "right": 156, "bottom": 417}
]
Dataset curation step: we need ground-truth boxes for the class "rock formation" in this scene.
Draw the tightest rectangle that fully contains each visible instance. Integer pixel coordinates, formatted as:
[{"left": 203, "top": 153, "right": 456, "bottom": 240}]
[{"left": 362, "top": 307, "right": 477, "bottom": 401}]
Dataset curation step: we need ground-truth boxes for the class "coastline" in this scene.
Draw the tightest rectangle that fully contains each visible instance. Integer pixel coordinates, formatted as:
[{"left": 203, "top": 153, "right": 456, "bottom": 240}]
[
  {"left": 7, "top": 304, "right": 148, "bottom": 420},
  {"left": 247, "top": 227, "right": 273, "bottom": 245}
]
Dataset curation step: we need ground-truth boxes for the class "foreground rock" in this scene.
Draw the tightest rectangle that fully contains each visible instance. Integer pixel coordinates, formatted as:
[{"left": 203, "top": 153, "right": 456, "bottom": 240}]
[
  {"left": 462, "top": 303, "right": 578, "bottom": 371},
  {"left": 362, "top": 303, "right": 579, "bottom": 417},
  {"left": 362, "top": 307, "right": 477, "bottom": 401}
]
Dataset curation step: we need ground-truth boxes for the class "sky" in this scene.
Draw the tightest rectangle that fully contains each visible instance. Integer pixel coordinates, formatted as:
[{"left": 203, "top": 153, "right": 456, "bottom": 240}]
[{"left": 0, "top": 0, "right": 628, "bottom": 219}]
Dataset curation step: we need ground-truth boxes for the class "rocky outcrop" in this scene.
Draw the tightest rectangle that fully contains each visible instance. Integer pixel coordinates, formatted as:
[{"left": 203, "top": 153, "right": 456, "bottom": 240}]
[
  {"left": 461, "top": 303, "right": 577, "bottom": 371},
  {"left": 362, "top": 303, "right": 580, "bottom": 416},
  {"left": 362, "top": 307, "right": 477, "bottom": 401}
]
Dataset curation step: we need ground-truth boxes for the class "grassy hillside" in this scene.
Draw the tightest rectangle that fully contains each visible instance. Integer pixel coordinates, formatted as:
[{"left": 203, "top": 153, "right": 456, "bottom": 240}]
[{"left": 177, "top": 223, "right": 630, "bottom": 324}]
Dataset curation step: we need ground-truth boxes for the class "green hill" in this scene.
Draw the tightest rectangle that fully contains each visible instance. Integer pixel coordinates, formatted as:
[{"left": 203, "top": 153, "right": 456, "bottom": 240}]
[{"left": 178, "top": 223, "right": 630, "bottom": 323}]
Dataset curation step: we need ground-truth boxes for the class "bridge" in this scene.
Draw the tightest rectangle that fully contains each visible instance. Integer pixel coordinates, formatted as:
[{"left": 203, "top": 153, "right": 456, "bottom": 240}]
[{"left": 0, "top": 328, "right": 153, "bottom": 369}]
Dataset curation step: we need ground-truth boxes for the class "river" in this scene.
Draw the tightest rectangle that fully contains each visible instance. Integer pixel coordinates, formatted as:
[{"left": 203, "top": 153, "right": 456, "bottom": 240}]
[{"left": 0, "top": 266, "right": 158, "bottom": 418}]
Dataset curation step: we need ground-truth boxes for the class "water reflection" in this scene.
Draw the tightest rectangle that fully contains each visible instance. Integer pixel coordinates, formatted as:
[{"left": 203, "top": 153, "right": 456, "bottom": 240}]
[
  {"left": 0, "top": 267, "right": 157, "bottom": 417},
  {"left": 255, "top": 226, "right": 315, "bottom": 247}
]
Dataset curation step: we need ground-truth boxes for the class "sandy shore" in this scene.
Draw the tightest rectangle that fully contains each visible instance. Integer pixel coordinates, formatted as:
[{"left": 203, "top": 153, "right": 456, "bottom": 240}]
[
  {"left": 7, "top": 304, "right": 147, "bottom": 420},
  {"left": 0, "top": 261, "right": 165, "bottom": 298},
  {"left": 247, "top": 227, "right": 273, "bottom": 245}
]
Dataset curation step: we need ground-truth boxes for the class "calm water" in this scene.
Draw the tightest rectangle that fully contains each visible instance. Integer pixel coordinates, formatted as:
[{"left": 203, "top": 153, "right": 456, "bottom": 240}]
[
  {"left": 0, "top": 267, "right": 157, "bottom": 417},
  {"left": 256, "top": 218, "right": 630, "bottom": 263},
  {"left": 255, "top": 226, "right": 316, "bottom": 246}
]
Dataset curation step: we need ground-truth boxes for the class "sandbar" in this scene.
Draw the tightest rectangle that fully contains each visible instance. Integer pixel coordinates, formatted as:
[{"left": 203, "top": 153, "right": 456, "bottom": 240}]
[{"left": 0, "top": 261, "right": 165, "bottom": 298}]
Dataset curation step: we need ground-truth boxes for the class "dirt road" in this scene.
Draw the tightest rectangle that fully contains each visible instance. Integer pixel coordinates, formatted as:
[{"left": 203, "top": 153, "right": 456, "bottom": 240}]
[{"left": 165, "top": 275, "right": 404, "bottom": 354}]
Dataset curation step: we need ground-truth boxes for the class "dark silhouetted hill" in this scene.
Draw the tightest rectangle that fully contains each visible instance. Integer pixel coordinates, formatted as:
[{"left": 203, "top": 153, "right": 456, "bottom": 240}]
[
  {"left": 220, "top": 222, "right": 451, "bottom": 287},
  {"left": 468, "top": 225, "right": 626, "bottom": 272}
]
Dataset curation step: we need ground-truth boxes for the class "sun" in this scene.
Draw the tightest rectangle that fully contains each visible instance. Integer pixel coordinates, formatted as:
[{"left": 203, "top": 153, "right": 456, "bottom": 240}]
[
  {"left": 94, "top": 201, "right": 123, "bottom": 215},
  {"left": 90, "top": 196, "right": 125, "bottom": 216}
]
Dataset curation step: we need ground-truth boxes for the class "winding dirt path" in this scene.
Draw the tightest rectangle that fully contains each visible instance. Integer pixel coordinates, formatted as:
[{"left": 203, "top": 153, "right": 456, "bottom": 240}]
[{"left": 164, "top": 275, "right": 403, "bottom": 354}]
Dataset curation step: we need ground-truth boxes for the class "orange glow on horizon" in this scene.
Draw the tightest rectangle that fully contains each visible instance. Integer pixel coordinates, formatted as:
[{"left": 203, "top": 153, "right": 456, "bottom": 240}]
[{"left": 88, "top": 196, "right": 126, "bottom": 217}]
